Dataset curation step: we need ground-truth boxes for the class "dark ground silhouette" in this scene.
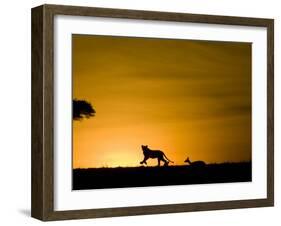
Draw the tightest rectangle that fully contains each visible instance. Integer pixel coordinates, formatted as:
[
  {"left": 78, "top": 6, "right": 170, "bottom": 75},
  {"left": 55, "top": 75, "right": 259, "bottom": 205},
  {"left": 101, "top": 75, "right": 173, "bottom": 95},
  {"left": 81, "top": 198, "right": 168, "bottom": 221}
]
[{"left": 73, "top": 162, "right": 251, "bottom": 190}]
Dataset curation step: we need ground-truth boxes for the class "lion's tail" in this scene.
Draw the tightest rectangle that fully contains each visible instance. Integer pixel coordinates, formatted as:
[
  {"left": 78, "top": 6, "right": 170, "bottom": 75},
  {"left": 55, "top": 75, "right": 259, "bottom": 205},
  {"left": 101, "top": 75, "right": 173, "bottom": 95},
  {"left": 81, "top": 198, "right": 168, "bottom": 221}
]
[{"left": 163, "top": 154, "right": 174, "bottom": 163}]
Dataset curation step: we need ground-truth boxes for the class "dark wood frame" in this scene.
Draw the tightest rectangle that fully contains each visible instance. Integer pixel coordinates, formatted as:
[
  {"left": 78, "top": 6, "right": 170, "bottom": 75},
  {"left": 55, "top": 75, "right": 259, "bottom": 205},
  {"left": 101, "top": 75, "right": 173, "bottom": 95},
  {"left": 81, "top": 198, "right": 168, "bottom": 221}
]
[{"left": 31, "top": 4, "right": 274, "bottom": 221}]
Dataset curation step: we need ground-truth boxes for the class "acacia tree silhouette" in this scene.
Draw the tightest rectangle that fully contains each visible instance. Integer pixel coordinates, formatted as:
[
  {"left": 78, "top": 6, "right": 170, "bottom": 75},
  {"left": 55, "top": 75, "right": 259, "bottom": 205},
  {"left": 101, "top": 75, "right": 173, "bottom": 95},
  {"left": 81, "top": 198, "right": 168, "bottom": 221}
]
[{"left": 73, "top": 99, "right": 95, "bottom": 121}]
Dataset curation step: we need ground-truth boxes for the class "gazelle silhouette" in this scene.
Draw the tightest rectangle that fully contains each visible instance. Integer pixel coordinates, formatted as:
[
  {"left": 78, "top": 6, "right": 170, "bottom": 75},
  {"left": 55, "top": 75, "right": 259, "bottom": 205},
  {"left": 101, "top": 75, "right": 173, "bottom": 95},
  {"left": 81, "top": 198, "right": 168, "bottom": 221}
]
[{"left": 184, "top": 157, "right": 206, "bottom": 167}]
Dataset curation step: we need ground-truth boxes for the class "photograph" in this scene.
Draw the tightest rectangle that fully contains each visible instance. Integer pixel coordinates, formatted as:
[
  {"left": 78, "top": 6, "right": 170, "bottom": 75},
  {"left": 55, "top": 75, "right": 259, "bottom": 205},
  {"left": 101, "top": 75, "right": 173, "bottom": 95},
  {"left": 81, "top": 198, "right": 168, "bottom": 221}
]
[{"left": 72, "top": 34, "right": 252, "bottom": 190}]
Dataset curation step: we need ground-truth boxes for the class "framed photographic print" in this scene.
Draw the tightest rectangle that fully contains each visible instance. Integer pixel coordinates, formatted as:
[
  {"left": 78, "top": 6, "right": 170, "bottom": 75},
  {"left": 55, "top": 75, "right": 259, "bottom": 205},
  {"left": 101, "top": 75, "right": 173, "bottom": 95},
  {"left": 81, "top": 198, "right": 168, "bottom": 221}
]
[{"left": 31, "top": 4, "right": 274, "bottom": 221}]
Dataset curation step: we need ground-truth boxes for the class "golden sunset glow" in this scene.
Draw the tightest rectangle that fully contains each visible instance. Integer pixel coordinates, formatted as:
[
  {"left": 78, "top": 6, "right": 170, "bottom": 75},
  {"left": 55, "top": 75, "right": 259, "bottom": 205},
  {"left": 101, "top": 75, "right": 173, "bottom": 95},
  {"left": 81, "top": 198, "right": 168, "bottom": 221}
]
[{"left": 72, "top": 34, "right": 251, "bottom": 169}]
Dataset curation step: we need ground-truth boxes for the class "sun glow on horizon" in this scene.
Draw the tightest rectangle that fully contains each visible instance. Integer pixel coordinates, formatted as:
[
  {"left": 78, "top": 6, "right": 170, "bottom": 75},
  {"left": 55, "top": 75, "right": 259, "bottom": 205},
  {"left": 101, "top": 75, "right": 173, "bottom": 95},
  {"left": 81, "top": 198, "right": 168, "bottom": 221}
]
[{"left": 72, "top": 35, "right": 251, "bottom": 169}]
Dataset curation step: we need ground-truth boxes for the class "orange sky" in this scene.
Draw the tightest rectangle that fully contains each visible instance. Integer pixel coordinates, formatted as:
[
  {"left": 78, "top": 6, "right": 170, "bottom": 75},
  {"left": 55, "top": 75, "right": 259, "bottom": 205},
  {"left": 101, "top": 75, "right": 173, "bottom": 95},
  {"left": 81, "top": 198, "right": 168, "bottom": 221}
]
[{"left": 72, "top": 34, "right": 251, "bottom": 169}]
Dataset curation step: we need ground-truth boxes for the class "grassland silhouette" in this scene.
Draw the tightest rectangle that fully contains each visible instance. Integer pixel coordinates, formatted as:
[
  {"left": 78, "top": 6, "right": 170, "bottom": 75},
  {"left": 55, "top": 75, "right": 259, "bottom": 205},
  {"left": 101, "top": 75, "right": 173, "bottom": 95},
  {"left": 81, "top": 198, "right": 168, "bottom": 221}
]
[{"left": 73, "top": 145, "right": 251, "bottom": 190}]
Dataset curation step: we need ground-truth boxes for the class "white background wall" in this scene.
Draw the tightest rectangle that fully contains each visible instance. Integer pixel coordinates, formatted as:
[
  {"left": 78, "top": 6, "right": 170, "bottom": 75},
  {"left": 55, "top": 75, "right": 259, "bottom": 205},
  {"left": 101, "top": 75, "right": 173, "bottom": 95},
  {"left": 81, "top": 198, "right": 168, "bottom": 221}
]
[{"left": 0, "top": 0, "right": 279, "bottom": 225}]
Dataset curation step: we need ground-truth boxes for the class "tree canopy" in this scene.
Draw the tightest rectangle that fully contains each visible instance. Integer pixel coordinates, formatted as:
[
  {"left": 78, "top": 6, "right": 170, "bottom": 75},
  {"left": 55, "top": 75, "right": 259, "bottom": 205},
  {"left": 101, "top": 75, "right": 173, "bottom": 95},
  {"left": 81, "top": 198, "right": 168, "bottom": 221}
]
[{"left": 73, "top": 99, "right": 95, "bottom": 121}]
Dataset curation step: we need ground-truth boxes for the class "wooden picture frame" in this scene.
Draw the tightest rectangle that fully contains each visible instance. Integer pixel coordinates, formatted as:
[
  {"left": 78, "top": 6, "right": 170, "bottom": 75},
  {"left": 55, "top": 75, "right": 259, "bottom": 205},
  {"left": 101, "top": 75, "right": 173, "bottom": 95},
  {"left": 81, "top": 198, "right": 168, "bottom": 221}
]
[{"left": 31, "top": 4, "right": 274, "bottom": 221}]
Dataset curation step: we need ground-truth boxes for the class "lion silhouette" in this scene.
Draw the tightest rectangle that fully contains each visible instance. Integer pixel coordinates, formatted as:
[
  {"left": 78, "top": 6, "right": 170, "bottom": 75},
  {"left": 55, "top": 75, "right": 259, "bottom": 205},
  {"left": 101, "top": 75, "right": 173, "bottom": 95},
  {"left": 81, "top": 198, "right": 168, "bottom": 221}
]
[{"left": 140, "top": 145, "right": 174, "bottom": 166}]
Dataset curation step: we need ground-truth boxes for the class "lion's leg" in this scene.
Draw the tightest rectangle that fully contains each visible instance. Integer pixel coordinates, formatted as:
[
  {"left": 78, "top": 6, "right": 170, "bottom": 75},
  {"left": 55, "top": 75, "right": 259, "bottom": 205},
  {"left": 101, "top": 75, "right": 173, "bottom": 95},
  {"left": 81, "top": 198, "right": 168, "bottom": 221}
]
[
  {"left": 161, "top": 157, "right": 168, "bottom": 166},
  {"left": 140, "top": 157, "right": 148, "bottom": 165},
  {"left": 157, "top": 158, "right": 161, "bottom": 166}
]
